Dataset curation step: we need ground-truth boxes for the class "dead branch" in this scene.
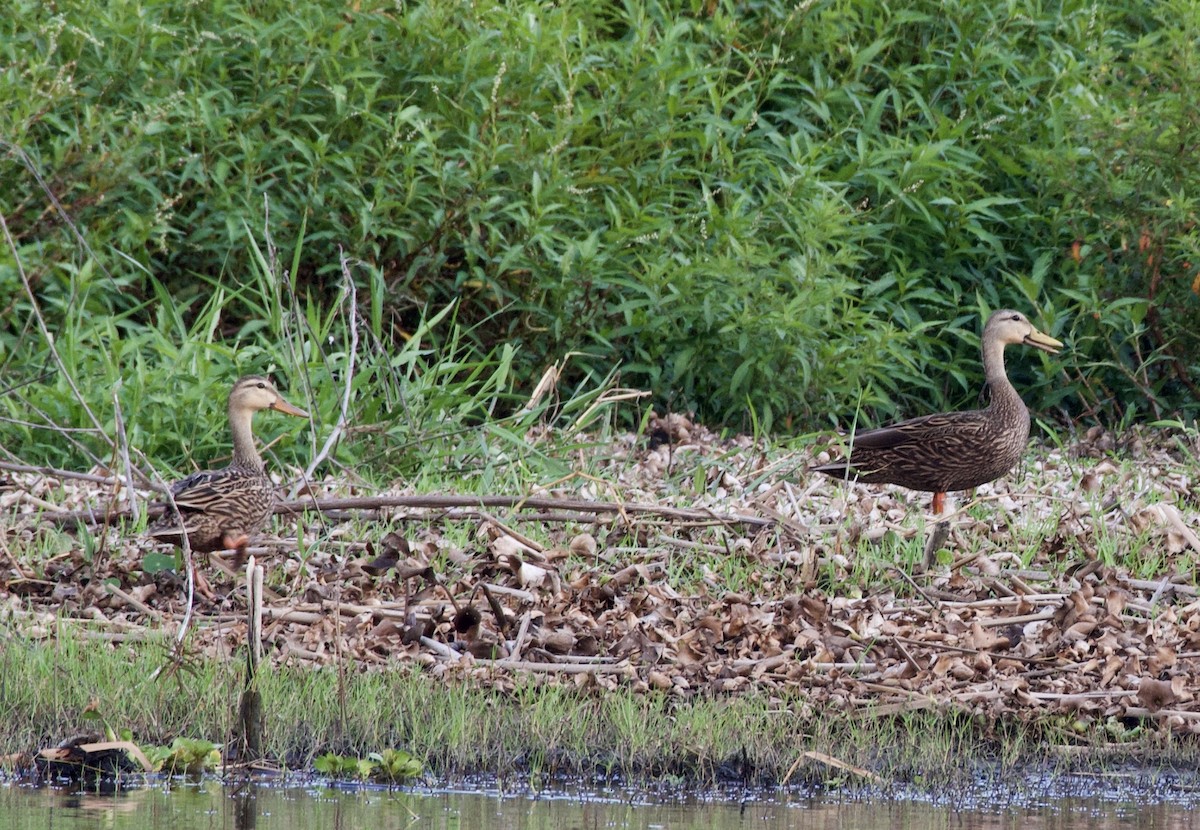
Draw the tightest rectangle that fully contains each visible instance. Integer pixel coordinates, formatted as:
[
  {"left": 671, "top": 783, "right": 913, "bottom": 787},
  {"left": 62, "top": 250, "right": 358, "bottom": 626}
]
[{"left": 35, "top": 493, "right": 779, "bottom": 531}]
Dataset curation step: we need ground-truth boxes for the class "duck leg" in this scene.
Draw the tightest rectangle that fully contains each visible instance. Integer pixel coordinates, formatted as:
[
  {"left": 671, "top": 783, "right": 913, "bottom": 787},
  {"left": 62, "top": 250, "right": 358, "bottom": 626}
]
[
  {"left": 201, "top": 531, "right": 251, "bottom": 596},
  {"left": 194, "top": 532, "right": 250, "bottom": 597},
  {"left": 921, "top": 491, "right": 950, "bottom": 571},
  {"left": 221, "top": 531, "right": 252, "bottom": 570},
  {"left": 185, "top": 554, "right": 217, "bottom": 602}
]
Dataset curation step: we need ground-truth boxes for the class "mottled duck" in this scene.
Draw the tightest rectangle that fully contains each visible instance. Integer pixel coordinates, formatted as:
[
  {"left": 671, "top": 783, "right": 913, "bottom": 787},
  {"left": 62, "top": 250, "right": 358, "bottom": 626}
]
[
  {"left": 812, "top": 310, "right": 1062, "bottom": 560},
  {"left": 148, "top": 375, "right": 308, "bottom": 556}
]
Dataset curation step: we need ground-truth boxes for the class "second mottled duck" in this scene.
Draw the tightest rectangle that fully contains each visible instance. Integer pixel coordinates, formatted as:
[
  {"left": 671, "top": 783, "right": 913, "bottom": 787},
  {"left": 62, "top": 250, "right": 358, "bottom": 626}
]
[
  {"left": 812, "top": 310, "right": 1062, "bottom": 534},
  {"left": 148, "top": 375, "right": 308, "bottom": 555}
]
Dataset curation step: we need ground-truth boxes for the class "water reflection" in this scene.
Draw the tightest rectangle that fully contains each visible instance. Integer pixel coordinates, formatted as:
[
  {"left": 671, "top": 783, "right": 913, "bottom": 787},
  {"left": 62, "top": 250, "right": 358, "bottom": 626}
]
[{"left": 4, "top": 779, "right": 1200, "bottom": 830}]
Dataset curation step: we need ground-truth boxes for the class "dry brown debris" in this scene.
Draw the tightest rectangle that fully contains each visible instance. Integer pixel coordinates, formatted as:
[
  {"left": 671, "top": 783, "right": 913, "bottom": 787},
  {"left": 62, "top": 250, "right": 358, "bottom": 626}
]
[{"left": 3, "top": 422, "right": 1200, "bottom": 739}]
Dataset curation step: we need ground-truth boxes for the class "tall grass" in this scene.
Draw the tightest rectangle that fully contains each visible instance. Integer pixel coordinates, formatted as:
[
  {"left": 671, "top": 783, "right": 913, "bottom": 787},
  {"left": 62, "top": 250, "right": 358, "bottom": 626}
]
[
  {"left": 0, "top": 222, "right": 624, "bottom": 486},
  {"left": 2, "top": 0, "right": 1196, "bottom": 439},
  {"left": 4, "top": 632, "right": 1150, "bottom": 785}
]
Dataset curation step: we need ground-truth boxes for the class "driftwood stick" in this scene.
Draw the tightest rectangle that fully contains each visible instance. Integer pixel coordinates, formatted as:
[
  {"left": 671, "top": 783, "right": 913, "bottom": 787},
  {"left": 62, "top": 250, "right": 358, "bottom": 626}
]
[
  {"left": 105, "top": 584, "right": 163, "bottom": 620},
  {"left": 0, "top": 460, "right": 164, "bottom": 489},
  {"left": 38, "top": 493, "right": 777, "bottom": 530},
  {"left": 238, "top": 558, "right": 265, "bottom": 761},
  {"left": 284, "top": 495, "right": 773, "bottom": 527},
  {"left": 891, "top": 635, "right": 1058, "bottom": 666},
  {"left": 478, "top": 658, "right": 632, "bottom": 675},
  {"left": 975, "top": 608, "right": 1058, "bottom": 627},
  {"left": 938, "top": 593, "right": 1070, "bottom": 609},
  {"left": 1124, "top": 576, "right": 1198, "bottom": 597},
  {"left": 508, "top": 611, "right": 533, "bottom": 662},
  {"left": 420, "top": 636, "right": 461, "bottom": 661},
  {"left": 262, "top": 607, "right": 325, "bottom": 625}
]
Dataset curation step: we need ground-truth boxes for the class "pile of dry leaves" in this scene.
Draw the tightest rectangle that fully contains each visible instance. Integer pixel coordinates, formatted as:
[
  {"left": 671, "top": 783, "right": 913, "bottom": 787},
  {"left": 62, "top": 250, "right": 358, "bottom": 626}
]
[{"left": 3, "top": 415, "right": 1200, "bottom": 736}]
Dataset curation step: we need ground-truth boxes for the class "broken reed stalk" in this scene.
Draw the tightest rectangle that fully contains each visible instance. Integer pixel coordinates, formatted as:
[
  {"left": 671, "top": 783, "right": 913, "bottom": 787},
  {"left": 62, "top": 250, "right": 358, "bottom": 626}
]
[
  {"left": 337, "top": 594, "right": 348, "bottom": 744},
  {"left": 237, "top": 557, "right": 265, "bottom": 761}
]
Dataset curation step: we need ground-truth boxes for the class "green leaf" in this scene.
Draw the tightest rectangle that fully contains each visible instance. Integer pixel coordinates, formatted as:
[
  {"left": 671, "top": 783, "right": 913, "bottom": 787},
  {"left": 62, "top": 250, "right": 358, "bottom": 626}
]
[{"left": 141, "top": 552, "right": 178, "bottom": 575}]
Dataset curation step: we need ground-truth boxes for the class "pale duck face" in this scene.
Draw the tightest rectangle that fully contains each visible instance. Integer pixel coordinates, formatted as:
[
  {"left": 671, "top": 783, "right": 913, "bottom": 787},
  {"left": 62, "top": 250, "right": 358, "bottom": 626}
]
[{"left": 983, "top": 310, "right": 1062, "bottom": 354}]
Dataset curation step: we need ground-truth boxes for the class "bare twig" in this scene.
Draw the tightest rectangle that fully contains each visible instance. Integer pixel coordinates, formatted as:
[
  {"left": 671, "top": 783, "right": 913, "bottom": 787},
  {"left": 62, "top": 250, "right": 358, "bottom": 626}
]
[
  {"left": 295, "top": 251, "right": 359, "bottom": 493},
  {"left": 0, "top": 460, "right": 162, "bottom": 489},
  {"left": 0, "top": 534, "right": 35, "bottom": 580},
  {"left": 148, "top": 472, "right": 198, "bottom": 645},
  {"left": 470, "top": 657, "right": 631, "bottom": 674},
  {"left": 276, "top": 494, "right": 774, "bottom": 527},
  {"left": 39, "top": 493, "right": 779, "bottom": 531},
  {"left": 508, "top": 611, "right": 533, "bottom": 661},
  {"left": 419, "top": 635, "right": 461, "bottom": 661},
  {"left": 17, "top": 400, "right": 113, "bottom": 473},
  {"left": 105, "top": 583, "right": 162, "bottom": 620},
  {"left": 478, "top": 582, "right": 513, "bottom": 634},
  {"left": 111, "top": 380, "right": 140, "bottom": 525},
  {"left": 479, "top": 512, "right": 546, "bottom": 553},
  {"left": 888, "top": 565, "right": 940, "bottom": 610}
]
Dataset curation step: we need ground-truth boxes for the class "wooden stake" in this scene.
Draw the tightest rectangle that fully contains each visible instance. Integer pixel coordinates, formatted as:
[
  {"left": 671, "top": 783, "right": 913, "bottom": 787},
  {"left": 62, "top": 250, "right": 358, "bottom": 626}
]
[{"left": 236, "top": 557, "right": 265, "bottom": 761}]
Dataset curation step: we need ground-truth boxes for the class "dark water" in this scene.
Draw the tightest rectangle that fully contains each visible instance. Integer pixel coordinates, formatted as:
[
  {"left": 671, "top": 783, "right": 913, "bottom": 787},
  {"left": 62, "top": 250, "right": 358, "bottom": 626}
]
[{"left": 4, "top": 778, "right": 1200, "bottom": 829}]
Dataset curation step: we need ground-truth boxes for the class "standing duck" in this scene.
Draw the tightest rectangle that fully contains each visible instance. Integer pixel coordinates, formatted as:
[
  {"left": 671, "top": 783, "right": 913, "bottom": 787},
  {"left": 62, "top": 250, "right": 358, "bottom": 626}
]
[
  {"left": 148, "top": 375, "right": 308, "bottom": 556},
  {"left": 812, "top": 310, "right": 1062, "bottom": 563}
]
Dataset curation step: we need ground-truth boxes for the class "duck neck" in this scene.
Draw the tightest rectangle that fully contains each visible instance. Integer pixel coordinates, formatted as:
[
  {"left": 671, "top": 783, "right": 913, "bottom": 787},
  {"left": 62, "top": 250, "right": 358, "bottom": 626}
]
[
  {"left": 981, "top": 337, "right": 1021, "bottom": 410},
  {"left": 228, "top": 404, "right": 264, "bottom": 469}
]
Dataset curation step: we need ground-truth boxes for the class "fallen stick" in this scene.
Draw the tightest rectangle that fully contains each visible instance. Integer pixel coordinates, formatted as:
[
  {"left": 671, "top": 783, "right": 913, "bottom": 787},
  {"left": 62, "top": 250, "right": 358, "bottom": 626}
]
[
  {"left": 77, "top": 630, "right": 169, "bottom": 643},
  {"left": 938, "top": 593, "right": 1070, "bottom": 609},
  {"left": 891, "top": 635, "right": 1059, "bottom": 666},
  {"left": 1123, "top": 706, "right": 1200, "bottom": 721},
  {"left": 853, "top": 699, "right": 941, "bottom": 718},
  {"left": 105, "top": 584, "right": 163, "bottom": 620},
  {"left": 0, "top": 460, "right": 160, "bottom": 491},
  {"left": 237, "top": 558, "right": 265, "bottom": 761},
  {"left": 262, "top": 607, "right": 325, "bottom": 625},
  {"left": 1027, "top": 690, "right": 1132, "bottom": 702},
  {"left": 38, "top": 493, "right": 777, "bottom": 530},
  {"left": 1124, "top": 576, "right": 1199, "bottom": 598},
  {"left": 476, "top": 658, "right": 632, "bottom": 675},
  {"left": 782, "top": 750, "right": 882, "bottom": 786},
  {"left": 975, "top": 608, "right": 1058, "bottom": 627}
]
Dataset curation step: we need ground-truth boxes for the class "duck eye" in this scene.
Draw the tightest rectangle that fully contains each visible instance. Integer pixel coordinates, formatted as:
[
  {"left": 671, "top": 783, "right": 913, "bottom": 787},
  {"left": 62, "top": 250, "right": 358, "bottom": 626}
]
[
  {"left": 257, "top": 382, "right": 266, "bottom": 389},
  {"left": 1010, "top": 314, "right": 1021, "bottom": 321}
]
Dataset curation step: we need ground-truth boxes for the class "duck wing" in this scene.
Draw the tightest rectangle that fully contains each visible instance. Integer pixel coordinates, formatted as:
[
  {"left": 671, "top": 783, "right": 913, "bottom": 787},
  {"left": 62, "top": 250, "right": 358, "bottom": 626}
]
[
  {"left": 811, "top": 410, "right": 998, "bottom": 492},
  {"left": 847, "top": 410, "right": 991, "bottom": 452}
]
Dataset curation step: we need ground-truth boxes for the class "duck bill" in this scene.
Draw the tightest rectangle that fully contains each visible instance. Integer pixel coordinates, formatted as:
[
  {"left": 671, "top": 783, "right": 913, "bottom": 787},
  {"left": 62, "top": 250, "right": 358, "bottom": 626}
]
[
  {"left": 1024, "top": 328, "right": 1063, "bottom": 354},
  {"left": 271, "top": 397, "right": 310, "bottom": 418}
]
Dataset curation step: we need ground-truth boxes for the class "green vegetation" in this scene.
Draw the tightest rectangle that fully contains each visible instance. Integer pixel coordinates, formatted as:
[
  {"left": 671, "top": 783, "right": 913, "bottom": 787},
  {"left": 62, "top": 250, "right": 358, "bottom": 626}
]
[
  {"left": 1, "top": 632, "right": 1162, "bottom": 787},
  {"left": 4, "top": 0, "right": 1200, "bottom": 795},
  {"left": 3, "top": 438, "right": 1199, "bottom": 787},
  {"left": 145, "top": 738, "right": 222, "bottom": 775},
  {"left": 3, "top": 0, "right": 1200, "bottom": 470},
  {"left": 314, "top": 749, "right": 423, "bottom": 783}
]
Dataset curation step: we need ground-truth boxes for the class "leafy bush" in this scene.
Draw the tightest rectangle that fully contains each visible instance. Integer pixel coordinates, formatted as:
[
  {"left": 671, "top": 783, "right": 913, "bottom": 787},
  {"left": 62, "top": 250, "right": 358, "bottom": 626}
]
[
  {"left": 2, "top": 0, "right": 1197, "bottom": 454},
  {"left": 1030, "top": 0, "right": 1200, "bottom": 424}
]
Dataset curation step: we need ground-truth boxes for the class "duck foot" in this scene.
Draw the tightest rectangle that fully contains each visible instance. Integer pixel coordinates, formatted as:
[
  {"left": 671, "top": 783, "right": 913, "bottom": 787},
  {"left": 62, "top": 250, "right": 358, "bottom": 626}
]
[{"left": 187, "top": 560, "right": 217, "bottom": 602}]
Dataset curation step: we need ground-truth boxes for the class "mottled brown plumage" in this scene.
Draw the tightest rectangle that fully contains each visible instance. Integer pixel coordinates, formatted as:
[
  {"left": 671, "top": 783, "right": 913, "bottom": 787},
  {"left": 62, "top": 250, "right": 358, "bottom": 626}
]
[
  {"left": 148, "top": 376, "right": 308, "bottom": 553},
  {"left": 812, "top": 310, "right": 1062, "bottom": 501}
]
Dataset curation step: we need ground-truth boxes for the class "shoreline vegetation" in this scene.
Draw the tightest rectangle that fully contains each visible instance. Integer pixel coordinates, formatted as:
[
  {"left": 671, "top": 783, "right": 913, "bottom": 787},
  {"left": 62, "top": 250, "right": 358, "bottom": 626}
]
[
  {"left": 5, "top": 0, "right": 1200, "bottom": 797},
  {"left": 4, "top": 418, "right": 1200, "bottom": 790}
]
